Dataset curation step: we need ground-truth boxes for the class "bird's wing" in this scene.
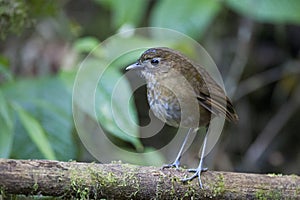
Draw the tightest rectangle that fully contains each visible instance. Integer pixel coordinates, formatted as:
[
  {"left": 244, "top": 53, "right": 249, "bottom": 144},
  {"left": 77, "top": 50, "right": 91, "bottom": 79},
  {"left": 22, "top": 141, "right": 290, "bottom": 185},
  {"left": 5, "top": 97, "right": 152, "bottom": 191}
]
[
  {"left": 195, "top": 67, "right": 238, "bottom": 122},
  {"left": 177, "top": 58, "right": 238, "bottom": 122},
  {"left": 197, "top": 91, "right": 238, "bottom": 122}
]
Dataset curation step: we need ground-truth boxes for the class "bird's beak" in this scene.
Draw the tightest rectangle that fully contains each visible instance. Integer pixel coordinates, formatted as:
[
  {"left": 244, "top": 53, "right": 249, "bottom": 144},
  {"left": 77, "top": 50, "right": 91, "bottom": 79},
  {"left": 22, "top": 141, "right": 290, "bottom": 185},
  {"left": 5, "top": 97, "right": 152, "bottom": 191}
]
[{"left": 126, "top": 62, "right": 143, "bottom": 70}]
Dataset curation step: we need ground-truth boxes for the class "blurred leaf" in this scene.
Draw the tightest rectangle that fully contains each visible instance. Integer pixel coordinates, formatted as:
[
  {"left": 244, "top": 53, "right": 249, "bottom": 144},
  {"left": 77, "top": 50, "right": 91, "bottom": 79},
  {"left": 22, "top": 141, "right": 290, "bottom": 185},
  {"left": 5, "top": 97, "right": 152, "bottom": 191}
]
[
  {"left": 77, "top": 57, "right": 142, "bottom": 150},
  {"left": 135, "top": 147, "right": 165, "bottom": 166},
  {"left": 98, "top": 35, "right": 154, "bottom": 62},
  {"left": 26, "top": 0, "right": 60, "bottom": 17},
  {"left": 150, "top": 0, "right": 221, "bottom": 39},
  {"left": 73, "top": 37, "right": 100, "bottom": 53},
  {"left": 96, "top": 65, "right": 142, "bottom": 150},
  {"left": 91, "top": 34, "right": 173, "bottom": 68},
  {"left": 0, "top": 90, "right": 14, "bottom": 158},
  {"left": 0, "top": 55, "right": 13, "bottom": 81},
  {"left": 0, "top": 54, "right": 9, "bottom": 66},
  {"left": 13, "top": 103, "right": 56, "bottom": 160},
  {"left": 2, "top": 74, "right": 76, "bottom": 160},
  {"left": 96, "top": 0, "right": 148, "bottom": 28},
  {"left": 226, "top": 0, "right": 300, "bottom": 24},
  {"left": 59, "top": 70, "right": 77, "bottom": 92}
]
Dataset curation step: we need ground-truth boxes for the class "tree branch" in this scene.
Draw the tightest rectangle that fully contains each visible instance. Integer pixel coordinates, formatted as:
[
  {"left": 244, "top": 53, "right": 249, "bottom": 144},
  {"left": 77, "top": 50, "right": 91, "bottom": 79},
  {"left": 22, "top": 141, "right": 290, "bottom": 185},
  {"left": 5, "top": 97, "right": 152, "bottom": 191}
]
[{"left": 0, "top": 159, "right": 299, "bottom": 199}]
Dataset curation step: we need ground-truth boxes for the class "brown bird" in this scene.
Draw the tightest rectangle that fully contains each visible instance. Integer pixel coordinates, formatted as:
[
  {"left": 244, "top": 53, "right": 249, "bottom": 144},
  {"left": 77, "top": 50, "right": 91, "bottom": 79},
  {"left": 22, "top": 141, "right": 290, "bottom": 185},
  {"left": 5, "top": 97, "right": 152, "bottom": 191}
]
[{"left": 126, "top": 47, "right": 238, "bottom": 188}]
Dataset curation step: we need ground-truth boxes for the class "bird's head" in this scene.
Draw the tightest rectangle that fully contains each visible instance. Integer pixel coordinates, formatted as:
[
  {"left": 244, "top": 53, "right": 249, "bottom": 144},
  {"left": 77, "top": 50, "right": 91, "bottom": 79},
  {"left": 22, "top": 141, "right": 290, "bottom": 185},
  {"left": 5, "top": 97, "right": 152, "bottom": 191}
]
[{"left": 126, "top": 47, "right": 184, "bottom": 81}]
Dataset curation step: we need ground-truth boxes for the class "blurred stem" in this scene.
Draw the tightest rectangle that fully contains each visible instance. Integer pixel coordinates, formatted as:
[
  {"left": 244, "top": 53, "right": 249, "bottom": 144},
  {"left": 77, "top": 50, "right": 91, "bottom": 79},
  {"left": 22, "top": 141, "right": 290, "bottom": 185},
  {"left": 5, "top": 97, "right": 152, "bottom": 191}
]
[
  {"left": 242, "top": 84, "right": 300, "bottom": 168},
  {"left": 234, "top": 61, "right": 300, "bottom": 101},
  {"left": 225, "top": 18, "right": 254, "bottom": 97}
]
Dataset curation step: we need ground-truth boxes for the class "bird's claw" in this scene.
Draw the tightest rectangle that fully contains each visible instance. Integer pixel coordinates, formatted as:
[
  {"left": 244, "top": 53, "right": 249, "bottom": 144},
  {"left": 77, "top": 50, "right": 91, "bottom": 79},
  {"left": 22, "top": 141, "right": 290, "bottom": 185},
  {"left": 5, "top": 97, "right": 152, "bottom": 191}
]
[
  {"left": 162, "top": 159, "right": 181, "bottom": 170},
  {"left": 181, "top": 167, "right": 208, "bottom": 188},
  {"left": 187, "top": 167, "right": 208, "bottom": 173}
]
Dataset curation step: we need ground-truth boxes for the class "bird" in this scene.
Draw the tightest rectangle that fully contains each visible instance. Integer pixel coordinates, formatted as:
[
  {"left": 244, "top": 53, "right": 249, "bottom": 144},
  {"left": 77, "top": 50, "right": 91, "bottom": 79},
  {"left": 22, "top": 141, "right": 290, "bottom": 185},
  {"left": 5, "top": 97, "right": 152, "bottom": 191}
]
[{"left": 126, "top": 47, "right": 238, "bottom": 188}]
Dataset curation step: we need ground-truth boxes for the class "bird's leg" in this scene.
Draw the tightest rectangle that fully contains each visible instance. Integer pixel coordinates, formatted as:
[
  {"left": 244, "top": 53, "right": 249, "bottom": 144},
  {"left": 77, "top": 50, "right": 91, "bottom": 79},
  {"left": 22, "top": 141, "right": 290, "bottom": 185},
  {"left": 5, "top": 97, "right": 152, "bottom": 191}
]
[
  {"left": 162, "top": 128, "right": 196, "bottom": 169},
  {"left": 181, "top": 126, "right": 209, "bottom": 188}
]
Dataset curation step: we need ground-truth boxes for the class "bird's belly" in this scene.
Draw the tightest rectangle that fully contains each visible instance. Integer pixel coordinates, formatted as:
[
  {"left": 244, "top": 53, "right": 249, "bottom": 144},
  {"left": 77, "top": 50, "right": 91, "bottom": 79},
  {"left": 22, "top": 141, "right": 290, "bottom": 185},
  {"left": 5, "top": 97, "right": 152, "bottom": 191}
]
[
  {"left": 147, "top": 86, "right": 210, "bottom": 128},
  {"left": 148, "top": 93, "right": 181, "bottom": 127}
]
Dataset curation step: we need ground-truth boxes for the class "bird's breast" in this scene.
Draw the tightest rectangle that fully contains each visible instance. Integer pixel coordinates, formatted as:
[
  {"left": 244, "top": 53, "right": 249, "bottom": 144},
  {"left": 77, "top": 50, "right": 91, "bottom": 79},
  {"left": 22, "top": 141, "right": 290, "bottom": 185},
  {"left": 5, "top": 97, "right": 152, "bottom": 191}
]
[{"left": 147, "top": 83, "right": 181, "bottom": 127}]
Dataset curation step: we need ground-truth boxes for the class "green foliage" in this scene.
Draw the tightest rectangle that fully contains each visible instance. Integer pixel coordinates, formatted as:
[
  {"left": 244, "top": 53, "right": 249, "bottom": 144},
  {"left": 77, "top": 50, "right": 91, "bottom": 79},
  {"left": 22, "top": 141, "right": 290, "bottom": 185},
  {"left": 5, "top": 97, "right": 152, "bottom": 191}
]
[
  {"left": 0, "top": 90, "right": 13, "bottom": 158},
  {"left": 1, "top": 74, "right": 76, "bottom": 160},
  {"left": 95, "top": 63, "right": 142, "bottom": 151},
  {"left": 0, "top": 35, "right": 151, "bottom": 160},
  {"left": 26, "top": 0, "right": 59, "bottom": 17},
  {"left": 73, "top": 37, "right": 100, "bottom": 54},
  {"left": 0, "top": 55, "right": 12, "bottom": 82},
  {"left": 95, "top": 0, "right": 300, "bottom": 39},
  {"left": 226, "top": 0, "right": 300, "bottom": 24},
  {"left": 95, "top": 0, "right": 148, "bottom": 29},
  {"left": 150, "top": 0, "right": 221, "bottom": 39},
  {"left": 0, "top": 0, "right": 61, "bottom": 39},
  {"left": 73, "top": 38, "right": 144, "bottom": 151},
  {"left": 13, "top": 103, "right": 56, "bottom": 160},
  {"left": 0, "top": 0, "right": 30, "bottom": 39}
]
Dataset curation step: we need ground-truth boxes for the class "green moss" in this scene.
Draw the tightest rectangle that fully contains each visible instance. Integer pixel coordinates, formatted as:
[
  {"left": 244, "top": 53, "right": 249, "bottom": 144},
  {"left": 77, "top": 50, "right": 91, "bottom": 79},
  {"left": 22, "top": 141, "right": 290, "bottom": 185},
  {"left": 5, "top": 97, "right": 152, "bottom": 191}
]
[
  {"left": 169, "top": 177, "right": 177, "bottom": 197},
  {"left": 295, "top": 186, "right": 300, "bottom": 196},
  {"left": 123, "top": 173, "right": 140, "bottom": 197},
  {"left": 69, "top": 165, "right": 96, "bottom": 199},
  {"left": 155, "top": 172, "right": 164, "bottom": 199},
  {"left": 110, "top": 160, "right": 122, "bottom": 164},
  {"left": 255, "top": 189, "right": 282, "bottom": 200},
  {"left": 255, "top": 189, "right": 267, "bottom": 200},
  {"left": 212, "top": 174, "right": 225, "bottom": 197},
  {"left": 86, "top": 163, "right": 141, "bottom": 199},
  {"left": 0, "top": 187, "right": 6, "bottom": 198},
  {"left": 118, "top": 164, "right": 141, "bottom": 198},
  {"left": 70, "top": 174, "right": 90, "bottom": 200},
  {"left": 85, "top": 166, "right": 118, "bottom": 197},
  {"left": 32, "top": 182, "right": 39, "bottom": 192},
  {"left": 184, "top": 184, "right": 196, "bottom": 199},
  {"left": 267, "top": 173, "right": 282, "bottom": 177},
  {"left": 269, "top": 190, "right": 283, "bottom": 199},
  {"left": 290, "top": 174, "right": 299, "bottom": 182}
]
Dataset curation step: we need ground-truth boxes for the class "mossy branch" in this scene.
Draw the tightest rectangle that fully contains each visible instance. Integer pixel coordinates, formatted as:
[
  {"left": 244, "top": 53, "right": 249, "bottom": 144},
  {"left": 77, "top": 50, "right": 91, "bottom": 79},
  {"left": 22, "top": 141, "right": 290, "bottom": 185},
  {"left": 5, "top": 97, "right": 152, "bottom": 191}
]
[{"left": 0, "top": 159, "right": 299, "bottom": 199}]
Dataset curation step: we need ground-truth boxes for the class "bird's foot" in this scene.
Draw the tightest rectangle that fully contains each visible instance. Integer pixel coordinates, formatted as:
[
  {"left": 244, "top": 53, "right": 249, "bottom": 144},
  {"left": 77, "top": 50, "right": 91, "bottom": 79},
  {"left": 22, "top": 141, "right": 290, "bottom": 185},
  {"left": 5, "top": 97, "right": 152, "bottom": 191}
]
[
  {"left": 162, "top": 159, "right": 181, "bottom": 170},
  {"left": 181, "top": 167, "right": 208, "bottom": 188}
]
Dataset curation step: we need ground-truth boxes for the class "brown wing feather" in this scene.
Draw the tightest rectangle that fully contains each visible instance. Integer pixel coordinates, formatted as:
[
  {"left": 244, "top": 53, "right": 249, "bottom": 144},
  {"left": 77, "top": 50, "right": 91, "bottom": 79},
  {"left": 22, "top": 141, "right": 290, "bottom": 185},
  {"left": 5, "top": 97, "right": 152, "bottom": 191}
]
[
  {"left": 197, "top": 92, "right": 238, "bottom": 122},
  {"left": 192, "top": 64, "right": 238, "bottom": 122}
]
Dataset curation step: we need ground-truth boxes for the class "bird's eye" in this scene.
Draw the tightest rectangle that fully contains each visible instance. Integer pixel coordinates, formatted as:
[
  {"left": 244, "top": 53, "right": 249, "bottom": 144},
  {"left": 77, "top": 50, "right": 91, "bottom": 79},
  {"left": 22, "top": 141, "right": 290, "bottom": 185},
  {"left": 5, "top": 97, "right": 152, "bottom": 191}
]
[{"left": 151, "top": 58, "right": 160, "bottom": 65}]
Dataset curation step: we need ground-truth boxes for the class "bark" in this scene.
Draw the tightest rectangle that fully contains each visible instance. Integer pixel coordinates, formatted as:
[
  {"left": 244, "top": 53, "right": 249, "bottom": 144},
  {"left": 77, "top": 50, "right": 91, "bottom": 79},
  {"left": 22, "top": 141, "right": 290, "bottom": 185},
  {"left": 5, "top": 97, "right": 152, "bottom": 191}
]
[{"left": 0, "top": 159, "right": 299, "bottom": 199}]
